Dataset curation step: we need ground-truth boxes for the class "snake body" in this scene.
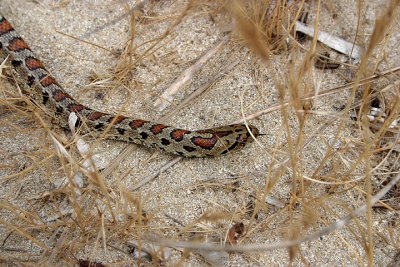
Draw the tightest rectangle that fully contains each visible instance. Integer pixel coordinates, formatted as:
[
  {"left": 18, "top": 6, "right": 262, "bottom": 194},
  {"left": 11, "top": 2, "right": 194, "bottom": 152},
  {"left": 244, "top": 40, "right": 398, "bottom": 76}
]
[{"left": 0, "top": 15, "right": 259, "bottom": 157}]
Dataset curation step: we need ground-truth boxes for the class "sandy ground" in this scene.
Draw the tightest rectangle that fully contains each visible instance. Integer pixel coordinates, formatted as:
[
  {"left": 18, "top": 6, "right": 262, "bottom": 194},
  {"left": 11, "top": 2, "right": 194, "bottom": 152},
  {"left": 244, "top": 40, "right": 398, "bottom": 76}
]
[{"left": 0, "top": 0, "right": 399, "bottom": 266}]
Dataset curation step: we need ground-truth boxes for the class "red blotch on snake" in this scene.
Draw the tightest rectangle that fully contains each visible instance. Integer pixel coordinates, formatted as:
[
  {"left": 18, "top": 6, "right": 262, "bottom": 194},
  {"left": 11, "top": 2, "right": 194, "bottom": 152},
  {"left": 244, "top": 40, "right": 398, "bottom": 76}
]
[
  {"left": 40, "top": 75, "right": 60, "bottom": 87},
  {"left": 25, "top": 57, "right": 45, "bottom": 71},
  {"left": 69, "top": 104, "right": 86, "bottom": 112},
  {"left": 170, "top": 129, "right": 191, "bottom": 142},
  {"left": 150, "top": 124, "right": 168, "bottom": 135},
  {"left": 191, "top": 135, "right": 218, "bottom": 150},
  {"left": 88, "top": 111, "right": 106, "bottom": 121},
  {"left": 110, "top": 115, "right": 126, "bottom": 124},
  {"left": 129, "top": 119, "right": 146, "bottom": 129},
  {"left": 53, "top": 90, "right": 72, "bottom": 102},
  {"left": 8, "top": 37, "right": 30, "bottom": 52},
  {"left": 0, "top": 18, "right": 14, "bottom": 35}
]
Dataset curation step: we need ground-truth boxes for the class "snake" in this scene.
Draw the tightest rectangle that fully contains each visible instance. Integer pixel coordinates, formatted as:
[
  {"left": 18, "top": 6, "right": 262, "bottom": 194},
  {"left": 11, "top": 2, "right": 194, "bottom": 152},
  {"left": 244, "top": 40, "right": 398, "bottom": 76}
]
[{"left": 0, "top": 14, "right": 259, "bottom": 157}]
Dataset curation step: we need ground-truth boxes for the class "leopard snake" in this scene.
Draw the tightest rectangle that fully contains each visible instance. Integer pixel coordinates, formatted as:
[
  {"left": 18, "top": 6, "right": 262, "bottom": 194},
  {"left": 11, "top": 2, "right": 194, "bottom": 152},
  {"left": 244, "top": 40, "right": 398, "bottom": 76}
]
[{"left": 0, "top": 14, "right": 259, "bottom": 157}]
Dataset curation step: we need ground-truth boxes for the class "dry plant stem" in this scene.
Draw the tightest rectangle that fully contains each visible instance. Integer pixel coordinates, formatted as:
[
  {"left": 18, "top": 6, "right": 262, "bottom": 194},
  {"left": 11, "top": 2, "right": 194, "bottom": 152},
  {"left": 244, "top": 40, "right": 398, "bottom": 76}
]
[
  {"left": 154, "top": 37, "right": 228, "bottom": 111},
  {"left": 0, "top": 154, "right": 55, "bottom": 183},
  {"left": 230, "top": 66, "right": 400, "bottom": 124},
  {"left": 163, "top": 58, "right": 241, "bottom": 120},
  {"left": 295, "top": 21, "right": 363, "bottom": 60},
  {"left": 286, "top": 0, "right": 321, "bottom": 210},
  {"left": 0, "top": 216, "right": 49, "bottom": 250},
  {"left": 101, "top": 145, "right": 137, "bottom": 178},
  {"left": 44, "top": 227, "right": 68, "bottom": 264},
  {"left": 148, "top": 172, "right": 400, "bottom": 252},
  {"left": 351, "top": 0, "right": 364, "bottom": 61},
  {"left": 132, "top": 156, "right": 182, "bottom": 190},
  {"left": 80, "top": 0, "right": 150, "bottom": 39},
  {"left": 56, "top": 30, "right": 114, "bottom": 54}
]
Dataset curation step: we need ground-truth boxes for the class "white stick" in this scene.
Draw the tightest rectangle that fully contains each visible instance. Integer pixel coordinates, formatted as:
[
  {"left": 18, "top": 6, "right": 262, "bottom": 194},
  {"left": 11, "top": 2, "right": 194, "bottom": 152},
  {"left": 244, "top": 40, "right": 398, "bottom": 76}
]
[{"left": 296, "top": 21, "right": 363, "bottom": 60}]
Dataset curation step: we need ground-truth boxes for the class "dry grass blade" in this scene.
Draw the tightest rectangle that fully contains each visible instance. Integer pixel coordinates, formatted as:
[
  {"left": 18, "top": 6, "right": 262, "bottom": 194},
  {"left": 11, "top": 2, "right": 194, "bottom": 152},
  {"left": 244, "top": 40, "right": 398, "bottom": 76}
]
[
  {"left": 154, "top": 37, "right": 228, "bottom": 111},
  {"left": 163, "top": 58, "right": 241, "bottom": 120},
  {"left": 131, "top": 156, "right": 182, "bottom": 190}
]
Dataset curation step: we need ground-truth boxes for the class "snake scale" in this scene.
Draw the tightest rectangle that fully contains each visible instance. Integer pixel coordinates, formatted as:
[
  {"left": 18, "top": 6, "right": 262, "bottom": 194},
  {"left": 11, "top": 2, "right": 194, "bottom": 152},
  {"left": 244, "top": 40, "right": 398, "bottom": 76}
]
[{"left": 0, "top": 14, "right": 259, "bottom": 157}]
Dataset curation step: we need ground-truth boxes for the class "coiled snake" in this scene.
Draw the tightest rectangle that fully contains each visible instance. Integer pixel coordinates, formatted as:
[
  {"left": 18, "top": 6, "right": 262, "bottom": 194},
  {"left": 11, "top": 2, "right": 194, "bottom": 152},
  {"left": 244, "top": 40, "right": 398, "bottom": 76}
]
[{"left": 0, "top": 15, "right": 259, "bottom": 157}]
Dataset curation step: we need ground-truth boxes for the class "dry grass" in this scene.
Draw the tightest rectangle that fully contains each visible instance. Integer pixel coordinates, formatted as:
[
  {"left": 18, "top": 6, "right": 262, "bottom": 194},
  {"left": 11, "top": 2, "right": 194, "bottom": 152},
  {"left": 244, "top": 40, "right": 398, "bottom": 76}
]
[{"left": 0, "top": 0, "right": 400, "bottom": 266}]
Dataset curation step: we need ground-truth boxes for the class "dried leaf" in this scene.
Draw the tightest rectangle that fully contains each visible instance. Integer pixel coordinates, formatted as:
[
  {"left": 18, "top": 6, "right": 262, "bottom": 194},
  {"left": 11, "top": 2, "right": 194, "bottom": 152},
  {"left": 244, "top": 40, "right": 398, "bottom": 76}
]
[{"left": 227, "top": 222, "right": 245, "bottom": 245}]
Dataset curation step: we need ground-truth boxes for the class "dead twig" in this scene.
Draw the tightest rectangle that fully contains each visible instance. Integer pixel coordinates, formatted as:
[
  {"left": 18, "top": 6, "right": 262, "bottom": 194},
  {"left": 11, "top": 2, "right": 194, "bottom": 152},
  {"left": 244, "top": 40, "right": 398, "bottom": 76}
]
[
  {"left": 295, "top": 21, "right": 363, "bottom": 60},
  {"left": 154, "top": 37, "right": 228, "bottom": 111},
  {"left": 162, "top": 58, "right": 240, "bottom": 120},
  {"left": 132, "top": 156, "right": 182, "bottom": 190}
]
